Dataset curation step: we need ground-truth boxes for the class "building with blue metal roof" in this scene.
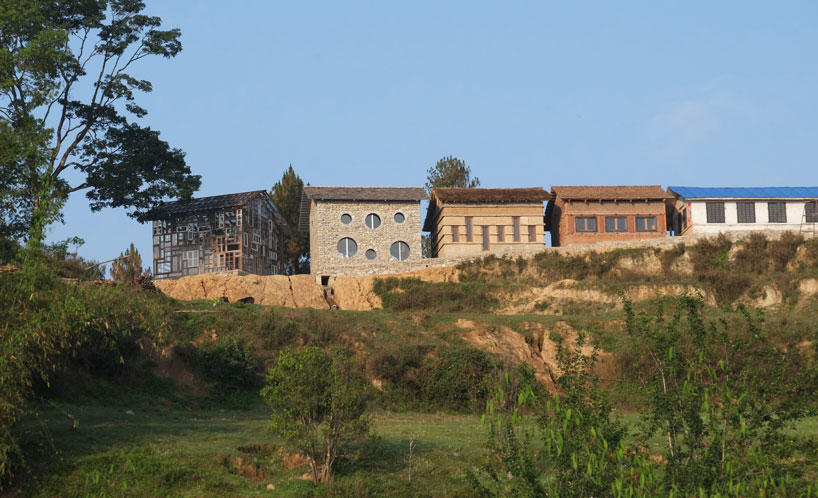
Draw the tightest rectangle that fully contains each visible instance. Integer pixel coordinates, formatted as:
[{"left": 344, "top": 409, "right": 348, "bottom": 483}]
[{"left": 667, "top": 187, "right": 818, "bottom": 237}]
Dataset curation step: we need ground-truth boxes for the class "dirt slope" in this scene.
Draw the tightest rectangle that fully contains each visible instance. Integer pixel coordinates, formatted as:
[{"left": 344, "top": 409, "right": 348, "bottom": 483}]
[
  {"left": 332, "top": 266, "right": 459, "bottom": 311},
  {"left": 155, "top": 274, "right": 328, "bottom": 309}
]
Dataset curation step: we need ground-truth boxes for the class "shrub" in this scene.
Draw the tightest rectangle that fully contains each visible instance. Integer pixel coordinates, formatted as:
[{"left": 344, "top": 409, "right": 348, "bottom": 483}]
[
  {"left": 418, "top": 346, "right": 499, "bottom": 412},
  {"left": 733, "top": 233, "right": 769, "bottom": 274},
  {"left": 689, "top": 234, "right": 732, "bottom": 273},
  {"left": 261, "top": 347, "right": 371, "bottom": 484},
  {"left": 768, "top": 232, "right": 803, "bottom": 272},
  {"left": 659, "top": 243, "right": 685, "bottom": 275},
  {"left": 373, "top": 278, "right": 498, "bottom": 313},
  {"left": 174, "top": 335, "right": 259, "bottom": 389}
]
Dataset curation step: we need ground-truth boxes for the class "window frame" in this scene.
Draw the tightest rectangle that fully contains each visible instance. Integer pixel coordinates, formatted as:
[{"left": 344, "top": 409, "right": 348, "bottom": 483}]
[
  {"left": 736, "top": 201, "right": 756, "bottom": 224},
  {"left": 365, "top": 213, "right": 381, "bottom": 229},
  {"left": 528, "top": 225, "right": 536, "bottom": 242},
  {"left": 465, "top": 217, "right": 473, "bottom": 242},
  {"left": 337, "top": 237, "right": 357, "bottom": 258},
  {"left": 497, "top": 225, "right": 504, "bottom": 242},
  {"left": 575, "top": 216, "right": 598, "bottom": 233},
  {"left": 482, "top": 226, "right": 490, "bottom": 251},
  {"left": 767, "top": 201, "right": 787, "bottom": 223},
  {"left": 340, "top": 213, "right": 352, "bottom": 225},
  {"left": 390, "top": 241, "right": 410, "bottom": 261},
  {"left": 513, "top": 217, "right": 520, "bottom": 241},
  {"left": 635, "top": 216, "right": 657, "bottom": 232},
  {"left": 393, "top": 212, "right": 405, "bottom": 223},
  {"left": 706, "top": 201, "right": 725, "bottom": 224},
  {"left": 605, "top": 216, "right": 628, "bottom": 233},
  {"left": 806, "top": 201, "right": 818, "bottom": 223},
  {"left": 452, "top": 226, "right": 459, "bottom": 242}
]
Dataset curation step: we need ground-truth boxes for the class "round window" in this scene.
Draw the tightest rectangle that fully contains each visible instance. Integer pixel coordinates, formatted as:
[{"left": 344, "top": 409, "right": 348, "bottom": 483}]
[
  {"left": 390, "top": 241, "right": 410, "bottom": 261},
  {"left": 365, "top": 249, "right": 376, "bottom": 260},
  {"left": 365, "top": 213, "right": 381, "bottom": 229},
  {"left": 394, "top": 212, "right": 405, "bottom": 223},
  {"left": 340, "top": 213, "right": 352, "bottom": 224},
  {"left": 337, "top": 237, "right": 357, "bottom": 258}
]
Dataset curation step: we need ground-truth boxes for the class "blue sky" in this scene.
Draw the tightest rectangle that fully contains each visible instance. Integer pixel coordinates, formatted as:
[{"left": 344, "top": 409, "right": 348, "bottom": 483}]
[{"left": 50, "top": 1, "right": 818, "bottom": 267}]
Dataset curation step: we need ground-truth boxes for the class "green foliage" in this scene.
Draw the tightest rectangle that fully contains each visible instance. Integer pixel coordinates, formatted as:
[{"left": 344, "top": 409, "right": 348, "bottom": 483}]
[
  {"left": 261, "top": 347, "right": 372, "bottom": 483},
  {"left": 270, "top": 165, "right": 309, "bottom": 274},
  {"left": 0, "top": 256, "right": 171, "bottom": 486},
  {"left": 425, "top": 155, "right": 480, "bottom": 191},
  {"left": 0, "top": 0, "right": 200, "bottom": 243},
  {"left": 373, "top": 277, "right": 498, "bottom": 313},
  {"left": 175, "top": 335, "right": 259, "bottom": 390},
  {"left": 419, "top": 346, "right": 500, "bottom": 413},
  {"left": 689, "top": 234, "right": 733, "bottom": 272}
]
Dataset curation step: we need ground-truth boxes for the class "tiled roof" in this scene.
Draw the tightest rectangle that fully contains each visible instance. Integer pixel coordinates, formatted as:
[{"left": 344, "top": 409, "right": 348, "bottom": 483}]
[
  {"left": 551, "top": 185, "right": 671, "bottom": 200},
  {"left": 431, "top": 187, "right": 551, "bottom": 203},
  {"left": 302, "top": 186, "right": 429, "bottom": 202},
  {"left": 668, "top": 186, "right": 818, "bottom": 199},
  {"left": 154, "top": 190, "right": 269, "bottom": 215}
]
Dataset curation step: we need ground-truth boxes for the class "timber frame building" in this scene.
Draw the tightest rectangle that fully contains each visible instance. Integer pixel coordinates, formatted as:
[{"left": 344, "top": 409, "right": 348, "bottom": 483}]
[
  {"left": 151, "top": 190, "right": 290, "bottom": 279},
  {"left": 423, "top": 187, "right": 551, "bottom": 258},
  {"left": 546, "top": 186, "right": 670, "bottom": 246}
]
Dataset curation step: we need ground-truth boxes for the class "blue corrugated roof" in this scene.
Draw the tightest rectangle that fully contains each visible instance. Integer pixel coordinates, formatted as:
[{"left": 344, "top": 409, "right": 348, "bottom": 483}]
[{"left": 668, "top": 186, "right": 818, "bottom": 199}]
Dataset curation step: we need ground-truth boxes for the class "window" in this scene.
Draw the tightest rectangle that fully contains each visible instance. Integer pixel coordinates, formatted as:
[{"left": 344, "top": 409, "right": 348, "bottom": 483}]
[
  {"left": 482, "top": 226, "right": 489, "bottom": 250},
  {"left": 806, "top": 201, "right": 818, "bottom": 223},
  {"left": 497, "top": 226, "right": 504, "bottom": 242},
  {"left": 605, "top": 216, "right": 627, "bottom": 232},
  {"left": 365, "top": 213, "right": 381, "bottom": 229},
  {"left": 575, "top": 217, "right": 597, "bottom": 232},
  {"left": 390, "top": 241, "right": 410, "bottom": 261},
  {"left": 635, "top": 216, "right": 657, "bottom": 232},
  {"left": 365, "top": 249, "right": 376, "bottom": 260},
  {"left": 513, "top": 217, "right": 520, "bottom": 241},
  {"left": 394, "top": 212, "right": 405, "bottom": 223},
  {"left": 768, "top": 202, "right": 787, "bottom": 223},
  {"left": 528, "top": 225, "right": 536, "bottom": 242},
  {"left": 706, "top": 202, "right": 725, "bottom": 223},
  {"left": 452, "top": 226, "right": 459, "bottom": 242},
  {"left": 340, "top": 213, "right": 352, "bottom": 224},
  {"left": 337, "top": 237, "right": 357, "bottom": 258},
  {"left": 465, "top": 217, "right": 473, "bottom": 241},
  {"left": 736, "top": 202, "right": 756, "bottom": 223}
]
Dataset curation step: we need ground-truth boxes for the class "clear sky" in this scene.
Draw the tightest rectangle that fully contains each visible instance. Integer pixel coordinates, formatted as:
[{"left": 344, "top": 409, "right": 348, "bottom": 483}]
[{"left": 50, "top": 1, "right": 818, "bottom": 268}]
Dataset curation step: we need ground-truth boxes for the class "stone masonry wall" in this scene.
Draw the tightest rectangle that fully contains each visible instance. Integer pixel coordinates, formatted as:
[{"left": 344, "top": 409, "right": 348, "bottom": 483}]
[{"left": 310, "top": 199, "right": 425, "bottom": 276}]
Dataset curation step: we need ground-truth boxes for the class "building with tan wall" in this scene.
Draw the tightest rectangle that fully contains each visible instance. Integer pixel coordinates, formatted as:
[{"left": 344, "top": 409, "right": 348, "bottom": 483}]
[
  {"left": 423, "top": 188, "right": 551, "bottom": 258},
  {"left": 299, "top": 186, "right": 428, "bottom": 279},
  {"left": 546, "top": 186, "right": 670, "bottom": 246}
]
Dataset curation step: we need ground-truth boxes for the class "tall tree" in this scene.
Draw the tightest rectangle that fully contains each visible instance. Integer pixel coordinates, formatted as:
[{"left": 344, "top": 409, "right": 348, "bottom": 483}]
[
  {"left": 270, "top": 165, "right": 309, "bottom": 274},
  {"left": 423, "top": 156, "right": 480, "bottom": 257},
  {"left": 0, "top": 0, "right": 201, "bottom": 247},
  {"left": 109, "top": 242, "right": 149, "bottom": 284},
  {"left": 425, "top": 155, "right": 480, "bottom": 192}
]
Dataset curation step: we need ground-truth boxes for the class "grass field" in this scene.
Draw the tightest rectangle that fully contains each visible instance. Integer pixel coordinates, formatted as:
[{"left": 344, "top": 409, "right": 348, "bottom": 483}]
[{"left": 15, "top": 397, "right": 818, "bottom": 498}]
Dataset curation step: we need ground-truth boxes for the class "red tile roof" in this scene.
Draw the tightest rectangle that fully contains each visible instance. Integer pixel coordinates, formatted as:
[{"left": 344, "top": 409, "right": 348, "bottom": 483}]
[{"left": 551, "top": 185, "right": 671, "bottom": 201}]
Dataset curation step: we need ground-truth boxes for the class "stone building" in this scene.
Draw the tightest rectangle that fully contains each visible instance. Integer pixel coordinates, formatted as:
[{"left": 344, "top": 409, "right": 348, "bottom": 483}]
[
  {"left": 667, "top": 186, "right": 818, "bottom": 237},
  {"left": 423, "top": 188, "right": 551, "bottom": 258},
  {"left": 546, "top": 186, "right": 670, "bottom": 246},
  {"left": 151, "top": 190, "right": 289, "bottom": 279},
  {"left": 299, "top": 186, "right": 429, "bottom": 279}
]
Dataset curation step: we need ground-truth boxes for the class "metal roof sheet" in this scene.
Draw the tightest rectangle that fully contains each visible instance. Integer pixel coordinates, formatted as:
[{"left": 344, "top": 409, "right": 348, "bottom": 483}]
[{"left": 668, "top": 186, "right": 818, "bottom": 199}]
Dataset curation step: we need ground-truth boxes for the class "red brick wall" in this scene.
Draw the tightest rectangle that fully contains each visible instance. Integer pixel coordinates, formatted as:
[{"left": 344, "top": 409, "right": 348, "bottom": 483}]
[{"left": 550, "top": 198, "right": 667, "bottom": 246}]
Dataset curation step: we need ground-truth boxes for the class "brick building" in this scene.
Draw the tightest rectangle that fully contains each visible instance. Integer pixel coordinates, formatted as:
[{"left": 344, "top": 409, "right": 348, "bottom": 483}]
[
  {"left": 423, "top": 188, "right": 551, "bottom": 258},
  {"left": 546, "top": 186, "right": 670, "bottom": 246},
  {"left": 151, "top": 190, "right": 289, "bottom": 279},
  {"left": 299, "top": 186, "right": 428, "bottom": 279}
]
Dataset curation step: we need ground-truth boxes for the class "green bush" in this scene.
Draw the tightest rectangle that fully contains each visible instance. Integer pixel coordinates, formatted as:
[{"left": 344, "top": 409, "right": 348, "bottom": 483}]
[
  {"left": 373, "top": 278, "right": 498, "bottom": 313},
  {"left": 689, "top": 234, "right": 732, "bottom": 272},
  {"left": 733, "top": 233, "right": 769, "bottom": 274},
  {"left": 768, "top": 232, "right": 803, "bottom": 272},
  {"left": 418, "top": 346, "right": 499, "bottom": 412},
  {"left": 174, "top": 335, "right": 259, "bottom": 389}
]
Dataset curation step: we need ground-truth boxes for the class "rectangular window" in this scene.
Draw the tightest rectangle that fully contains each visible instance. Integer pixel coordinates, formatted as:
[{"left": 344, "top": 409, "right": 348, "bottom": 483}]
[
  {"left": 706, "top": 202, "right": 725, "bottom": 223},
  {"left": 605, "top": 216, "right": 628, "bottom": 232},
  {"left": 465, "top": 217, "right": 473, "bottom": 242},
  {"left": 528, "top": 225, "right": 536, "bottom": 242},
  {"left": 497, "top": 226, "right": 504, "bottom": 242},
  {"left": 513, "top": 217, "right": 520, "bottom": 241},
  {"left": 768, "top": 202, "right": 787, "bottom": 223},
  {"left": 737, "top": 201, "right": 756, "bottom": 223},
  {"left": 482, "top": 226, "right": 489, "bottom": 250},
  {"left": 575, "top": 217, "right": 598, "bottom": 232},
  {"left": 806, "top": 201, "right": 818, "bottom": 223},
  {"left": 452, "top": 226, "right": 459, "bottom": 242},
  {"left": 635, "top": 216, "right": 657, "bottom": 232}
]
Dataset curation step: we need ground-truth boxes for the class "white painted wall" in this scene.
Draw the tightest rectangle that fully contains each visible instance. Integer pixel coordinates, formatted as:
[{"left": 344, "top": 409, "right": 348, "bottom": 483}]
[{"left": 685, "top": 199, "right": 814, "bottom": 235}]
